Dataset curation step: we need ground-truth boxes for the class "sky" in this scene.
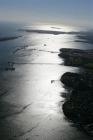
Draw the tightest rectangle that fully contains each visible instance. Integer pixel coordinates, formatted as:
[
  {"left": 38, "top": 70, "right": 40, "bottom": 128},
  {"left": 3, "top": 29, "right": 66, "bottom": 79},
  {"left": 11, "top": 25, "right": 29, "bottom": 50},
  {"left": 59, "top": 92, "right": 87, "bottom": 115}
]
[{"left": 0, "top": 0, "right": 92, "bottom": 27}]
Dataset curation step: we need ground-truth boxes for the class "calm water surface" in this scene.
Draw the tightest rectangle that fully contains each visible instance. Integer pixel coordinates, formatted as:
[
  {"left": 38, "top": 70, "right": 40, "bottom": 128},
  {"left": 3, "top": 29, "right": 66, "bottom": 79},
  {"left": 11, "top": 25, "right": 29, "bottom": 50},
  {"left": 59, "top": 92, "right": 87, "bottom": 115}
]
[{"left": 0, "top": 23, "right": 92, "bottom": 140}]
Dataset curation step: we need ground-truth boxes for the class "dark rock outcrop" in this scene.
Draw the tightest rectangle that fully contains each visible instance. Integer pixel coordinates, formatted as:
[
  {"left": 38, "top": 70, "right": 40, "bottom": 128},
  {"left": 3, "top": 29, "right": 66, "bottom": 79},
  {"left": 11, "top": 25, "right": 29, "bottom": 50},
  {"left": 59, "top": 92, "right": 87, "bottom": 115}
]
[{"left": 59, "top": 48, "right": 93, "bottom": 136}]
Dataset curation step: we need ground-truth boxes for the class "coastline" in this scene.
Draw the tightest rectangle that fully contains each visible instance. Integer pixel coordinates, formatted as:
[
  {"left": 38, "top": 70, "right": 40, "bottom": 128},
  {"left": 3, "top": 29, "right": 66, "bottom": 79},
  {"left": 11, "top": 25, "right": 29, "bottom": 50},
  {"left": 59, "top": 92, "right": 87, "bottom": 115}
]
[
  {"left": 0, "top": 22, "right": 92, "bottom": 140},
  {"left": 59, "top": 48, "right": 93, "bottom": 136}
]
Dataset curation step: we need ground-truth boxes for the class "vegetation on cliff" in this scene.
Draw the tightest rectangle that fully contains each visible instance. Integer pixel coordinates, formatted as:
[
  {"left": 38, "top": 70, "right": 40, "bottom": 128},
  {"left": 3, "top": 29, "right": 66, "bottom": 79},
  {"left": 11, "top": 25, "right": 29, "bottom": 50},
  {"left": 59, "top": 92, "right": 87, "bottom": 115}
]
[{"left": 59, "top": 48, "right": 93, "bottom": 136}]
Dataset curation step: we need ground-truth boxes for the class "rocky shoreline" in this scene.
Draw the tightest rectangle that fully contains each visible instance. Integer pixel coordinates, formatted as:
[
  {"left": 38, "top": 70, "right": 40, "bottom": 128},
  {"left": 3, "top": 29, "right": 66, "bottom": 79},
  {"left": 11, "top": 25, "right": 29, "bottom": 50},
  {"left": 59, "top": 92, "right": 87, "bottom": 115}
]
[
  {"left": 59, "top": 48, "right": 93, "bottom": 68},
  {"left": 59, "top": 48, "right": 93, "bottom": 136}
]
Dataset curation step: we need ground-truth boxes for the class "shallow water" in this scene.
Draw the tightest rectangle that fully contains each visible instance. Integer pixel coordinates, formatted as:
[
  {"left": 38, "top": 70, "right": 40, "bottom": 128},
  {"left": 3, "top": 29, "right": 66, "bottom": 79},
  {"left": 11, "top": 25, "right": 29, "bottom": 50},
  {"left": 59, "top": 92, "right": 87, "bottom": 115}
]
[{"left": 0, "top": 24, "right": 92, "bottom": 140}]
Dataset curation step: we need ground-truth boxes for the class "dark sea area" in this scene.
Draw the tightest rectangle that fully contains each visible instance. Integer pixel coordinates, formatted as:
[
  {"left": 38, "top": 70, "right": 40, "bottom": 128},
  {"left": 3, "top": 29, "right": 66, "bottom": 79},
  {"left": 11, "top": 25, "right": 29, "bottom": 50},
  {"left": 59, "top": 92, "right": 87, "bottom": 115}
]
[{"left": 0, "top": 22, "right": 93, "bottom": 140}]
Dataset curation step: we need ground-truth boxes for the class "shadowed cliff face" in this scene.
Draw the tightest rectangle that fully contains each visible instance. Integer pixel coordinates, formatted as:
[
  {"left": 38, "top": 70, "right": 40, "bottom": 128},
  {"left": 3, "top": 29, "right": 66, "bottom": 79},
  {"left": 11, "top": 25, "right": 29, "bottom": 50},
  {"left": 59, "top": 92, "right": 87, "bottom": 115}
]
[{"left": 59, "top": 48, "right": 93, "bottom": 136}]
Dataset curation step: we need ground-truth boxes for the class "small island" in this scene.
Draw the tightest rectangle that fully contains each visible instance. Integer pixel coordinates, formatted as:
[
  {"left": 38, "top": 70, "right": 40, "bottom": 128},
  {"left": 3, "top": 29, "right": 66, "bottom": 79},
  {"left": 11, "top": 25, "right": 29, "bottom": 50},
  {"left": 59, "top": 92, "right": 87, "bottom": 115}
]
[
  {"left": 0, "top": 36, "right": 22, "bottom": 42},
  {"left": 59, "top": 48, "right": 93, "bottom": 136}
]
